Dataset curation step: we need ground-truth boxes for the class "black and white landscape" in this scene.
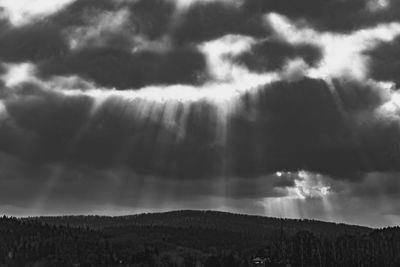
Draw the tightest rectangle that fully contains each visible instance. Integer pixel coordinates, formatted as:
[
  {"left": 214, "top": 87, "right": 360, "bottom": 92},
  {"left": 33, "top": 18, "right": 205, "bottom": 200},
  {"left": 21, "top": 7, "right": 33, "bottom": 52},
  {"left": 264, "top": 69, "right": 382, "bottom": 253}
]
[{"left": 0, "top": 0, "right": 400, "bottom": 266}]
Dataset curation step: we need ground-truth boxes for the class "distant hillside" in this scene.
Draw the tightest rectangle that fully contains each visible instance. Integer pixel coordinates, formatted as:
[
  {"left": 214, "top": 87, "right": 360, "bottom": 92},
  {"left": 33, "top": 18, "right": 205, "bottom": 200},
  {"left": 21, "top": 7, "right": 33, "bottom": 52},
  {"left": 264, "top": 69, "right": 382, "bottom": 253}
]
[
  {"left": 28, "top": 210, "right": 371, "bottom": 237},
  {"left": 3, "top": 213, "right": 399, "bottom": 266}
]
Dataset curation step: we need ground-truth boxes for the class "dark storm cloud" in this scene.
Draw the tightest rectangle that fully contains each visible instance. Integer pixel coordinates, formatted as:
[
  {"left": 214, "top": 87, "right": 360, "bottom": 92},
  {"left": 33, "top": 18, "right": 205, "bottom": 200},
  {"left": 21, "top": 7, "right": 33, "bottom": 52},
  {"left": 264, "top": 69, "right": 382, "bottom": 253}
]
[
  {"left": 332, "top": 79, "right": 390, "bottom": 112},
  {"left": 42, "top": 0, "right": 209, "bottom": 90},
  {"left": 126, "top": 0, "right": 176, "bottom": 40},
  {"left": 171, "top": 1, "right": 270, "bottom": 44},
  {"left": 228, "top": 78, "right": 352, "bottom": 177},
  {"left": 70, "top": 98, "right": 224, "bottom": 178},
  {"left": 0, "top": 85, "right": 222, "bottom": 178},
  {"left": 366, "top": 35, "right": 400, "bottom": 86},
  {"left": 244, "top": 0, "right": 400, "bottom": 32},
  {"left": 31, "top": 0, "right": 400, "bottom": 91},
  {"left": 234, "top": 39, "right": 322, "bottom": 72},
  {"left": 243, "top": 0, "right": 360, "bottom": 17},
  {"left": 2, "top": 93, "right": 216, "bottom": 178},
  {"left": 51, "top": 0, "right": 117, "bottom": 26},
  {"left": 0, "top": 82, "right": 94, "bottom": 162},
  {"left": 0, "top": 22, "right": 69, "bottom": 63},
  {"left": 340, "top": 172, "right": 400, "bottom": 198},
  {"left": 0, "top": 64, "right": 6, "bottom": 75},
  {"left": 3, "top": 0, "right": 397, "bottom": 91},
  {"left": 52, "top": 0, "right": 175, "bottom": 40},
  {"left": 48, "top": 0, "right": 177, "bottom": 50},
  {"left": 171, "top": 0, "right": 398, "bottom": 44},
  {"left": 39, "top": 46, "right": 208, "bottom": 89},
  {"left": 1, "top": 78, "right": 398, "bottom": 181},
  {"left": 227, "top": 78, "right": 400, "bottom": 178},
  {"left": 0, "top": 0, "right": 208, "bottom": 89}
]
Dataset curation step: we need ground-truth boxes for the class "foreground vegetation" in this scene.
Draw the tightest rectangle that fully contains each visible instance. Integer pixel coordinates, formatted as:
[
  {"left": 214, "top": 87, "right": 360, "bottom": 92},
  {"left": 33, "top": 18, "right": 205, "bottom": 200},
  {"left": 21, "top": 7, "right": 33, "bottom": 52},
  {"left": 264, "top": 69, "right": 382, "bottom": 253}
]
[{"left": 0, "top": 211, "right": 399, "bottom": 266}]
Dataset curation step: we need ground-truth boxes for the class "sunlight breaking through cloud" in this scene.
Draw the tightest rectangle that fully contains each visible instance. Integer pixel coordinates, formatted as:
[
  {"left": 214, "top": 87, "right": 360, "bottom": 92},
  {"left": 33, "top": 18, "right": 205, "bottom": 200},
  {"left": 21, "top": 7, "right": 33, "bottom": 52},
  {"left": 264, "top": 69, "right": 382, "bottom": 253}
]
[
  {"left": 267, "top": 13, "right": 400, "bottom": 80},
  {"left": 1, "top": 63, "right": 36, "bottom": 87},
  {"left": 0, "top": 0, "right": 400, "bottom": 228},
  {"left": 0, "top": 0, "right": 77, "bottom": 26}
]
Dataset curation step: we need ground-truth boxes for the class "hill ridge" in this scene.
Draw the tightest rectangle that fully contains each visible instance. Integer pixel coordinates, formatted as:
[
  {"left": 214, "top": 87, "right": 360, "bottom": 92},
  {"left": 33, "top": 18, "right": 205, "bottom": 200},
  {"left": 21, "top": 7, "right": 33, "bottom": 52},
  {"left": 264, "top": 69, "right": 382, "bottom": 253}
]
[
  {"left": 25, "top": 209, "right": 372, "bottom": 237},
  {"left": 27, "top": 209, "right": 372, "bottom": 228}
]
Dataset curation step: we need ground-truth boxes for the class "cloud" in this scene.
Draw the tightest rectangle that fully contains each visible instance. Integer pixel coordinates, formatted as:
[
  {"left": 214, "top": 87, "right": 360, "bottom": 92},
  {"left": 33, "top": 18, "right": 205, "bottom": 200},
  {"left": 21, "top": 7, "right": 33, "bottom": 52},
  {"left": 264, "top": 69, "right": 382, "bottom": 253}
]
[
  {"left": 1, "top": 82, "right": 94, "bottom": 162},
  {"left": 332, "top": 78, "right": 391, "bottom": 112},
  {"left": 49, "top": 0, "right": 120, "bottom": 27},
  {"left": 266, "top": 13, "right": 400, "bottom": 81},
  {"left": 3, "top": 0, "right": 398, "bottom": 91},
  {"left": 0, "top": 0, "right": 209, "bottom": 89},
  {"left": 0, "top": 84, "right": 223, "bottom": 178},
  {"left": 0, "top": 63, "right": 5, "bottom": 75},
  {"left": 39, "top": 46, "right": 208, "bottom": 89},
  {"left": 0, "top": 22, "right": 69, "bottom": 63},
  {"left": 172, "top": 1, "right": 270, "bottom": 44},
  {"left": 244, "top": 0, "right": 365, "bottom": 19},
  {"left": 366, "top": 36, "right": 400, "bottom": 86},
  {"left": 227, "top": 77, "right": 400, "bottom": 177},
  {"left": 259, "top": 171, "right": 400, "bottom": 227},
  {"left": 55, "top": 0, "right": 176, "bottom": 45},
  {"left": 0, "top": 0, "right": 77, "bottom": 26},
  {"left": 1, "top": 77, "right": 398, "bottom": 181},
  {"left": 234, "top": 38, "right": 322, "bottom": 72},
  {"left": 244, "top": 0, "right": 400, "bottom": 32},
  {"left": 126, "top": 0, "right": 177, "bottom": 40}
]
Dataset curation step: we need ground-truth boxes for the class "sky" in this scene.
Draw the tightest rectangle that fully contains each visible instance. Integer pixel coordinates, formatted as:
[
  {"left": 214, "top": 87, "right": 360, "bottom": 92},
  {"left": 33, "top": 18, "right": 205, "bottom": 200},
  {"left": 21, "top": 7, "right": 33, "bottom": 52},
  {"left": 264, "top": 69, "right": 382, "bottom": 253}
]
[{"left": 0, "top": 0, "right": 399, "bottom": 228}]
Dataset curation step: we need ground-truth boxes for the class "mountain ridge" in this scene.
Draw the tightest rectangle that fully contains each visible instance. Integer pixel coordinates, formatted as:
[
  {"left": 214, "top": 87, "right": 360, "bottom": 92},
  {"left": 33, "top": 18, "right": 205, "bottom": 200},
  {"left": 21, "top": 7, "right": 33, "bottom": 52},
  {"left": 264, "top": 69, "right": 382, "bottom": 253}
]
[{"left": 24, "top": 209, "right": 373, "bottom": 236}]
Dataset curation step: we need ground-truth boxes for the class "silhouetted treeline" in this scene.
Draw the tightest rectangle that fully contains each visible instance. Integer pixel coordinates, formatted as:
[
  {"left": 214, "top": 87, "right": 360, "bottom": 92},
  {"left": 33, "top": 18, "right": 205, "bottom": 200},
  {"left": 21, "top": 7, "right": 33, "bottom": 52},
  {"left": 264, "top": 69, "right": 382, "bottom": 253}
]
[
  {"left": 30, "top": 210, "right": 371, "bottom": 236},
  {"left": 1, "top": 212, "right": 399, "bottom": 267}
]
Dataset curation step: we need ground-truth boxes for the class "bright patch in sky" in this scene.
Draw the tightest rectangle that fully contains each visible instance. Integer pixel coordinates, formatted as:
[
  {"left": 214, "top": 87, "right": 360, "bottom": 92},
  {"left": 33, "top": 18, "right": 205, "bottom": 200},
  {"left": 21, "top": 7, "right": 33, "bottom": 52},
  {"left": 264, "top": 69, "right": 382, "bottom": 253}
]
[
  {"left": 60, "top": 34, "right": 280, "bottom": 104},
  {"left": 381, "top": 90, "right": 400, "bottom": 115},
  {"left": 0, "top": 101, "right": 6, "bottom": 119},
  {"left": 367, "top": 0, "right": 390, "bottom": 12},
  {"left": 0, "top": 0, "right": 76, "bottom": 25},
  {"left": 171, "top": 0, "right": 237, "bottom": 10},
  {"left": 68, "top": 9, "right": 132, "bottom": 50},
  {"left": 1, "top": 63, "right": 35, "bottom": 87},
  {"left": 58, "top": 13, "right": 400, "bottom": 105},
  {"left": 267, "top": 13, "right": 400, "bottom": 80}
]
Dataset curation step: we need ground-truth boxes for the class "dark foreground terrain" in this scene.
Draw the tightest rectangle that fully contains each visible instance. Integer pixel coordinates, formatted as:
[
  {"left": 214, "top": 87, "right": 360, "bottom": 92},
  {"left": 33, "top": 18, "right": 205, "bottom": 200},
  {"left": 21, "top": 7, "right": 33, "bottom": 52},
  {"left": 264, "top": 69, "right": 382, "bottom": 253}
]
[{"left": 0, "top": 210, "right": 399, "bottom": 267}]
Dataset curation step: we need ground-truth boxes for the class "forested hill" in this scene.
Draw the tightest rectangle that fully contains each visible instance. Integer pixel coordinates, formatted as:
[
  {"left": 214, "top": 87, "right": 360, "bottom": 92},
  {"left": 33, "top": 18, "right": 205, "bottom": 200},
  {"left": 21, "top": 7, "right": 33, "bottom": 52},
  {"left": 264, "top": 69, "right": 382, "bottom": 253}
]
[
  {"left": 2, "top": 213, "right": 399, "bottom": 266},
  {"left": 27, "top": 210, "right": 371, "bottom": 236}
]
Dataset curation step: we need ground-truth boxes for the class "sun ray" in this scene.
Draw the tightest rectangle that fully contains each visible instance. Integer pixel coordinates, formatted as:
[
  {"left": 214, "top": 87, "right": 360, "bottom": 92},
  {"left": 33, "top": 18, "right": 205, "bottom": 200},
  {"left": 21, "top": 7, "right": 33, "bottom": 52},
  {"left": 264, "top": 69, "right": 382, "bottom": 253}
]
[{"left": 29, "top": 164, "right": 66, "bottom": 214}]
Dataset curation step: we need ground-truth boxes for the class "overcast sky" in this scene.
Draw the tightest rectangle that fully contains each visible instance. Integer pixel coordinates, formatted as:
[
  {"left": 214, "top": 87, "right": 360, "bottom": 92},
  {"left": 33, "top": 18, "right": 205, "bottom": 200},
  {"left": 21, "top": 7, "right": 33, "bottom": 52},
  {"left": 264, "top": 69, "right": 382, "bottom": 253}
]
[{"left": 0, "top": 0, "right": 400, "bottom": 228}]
